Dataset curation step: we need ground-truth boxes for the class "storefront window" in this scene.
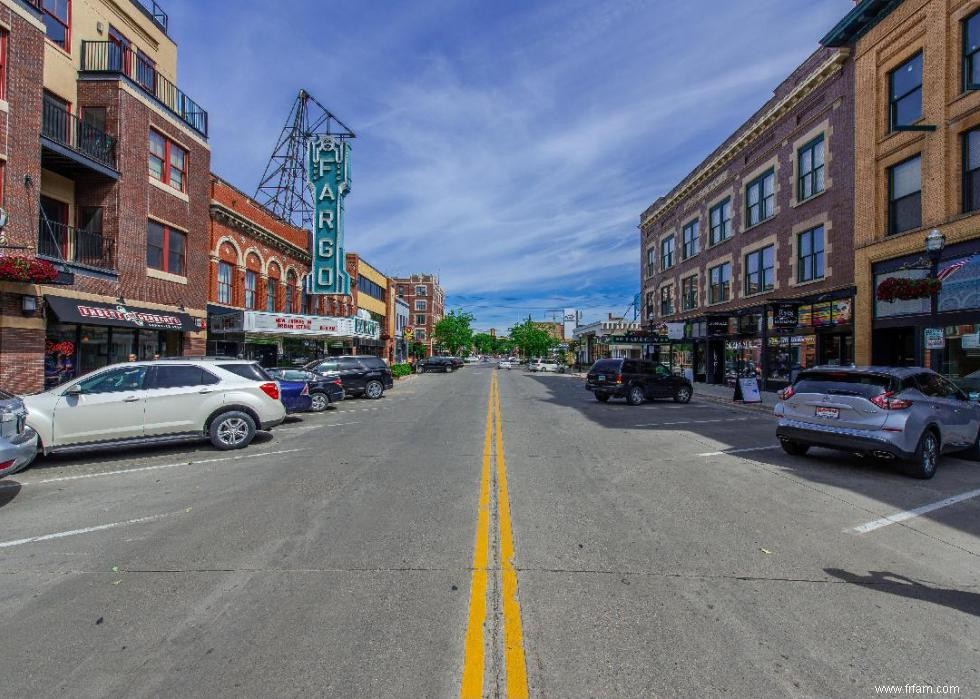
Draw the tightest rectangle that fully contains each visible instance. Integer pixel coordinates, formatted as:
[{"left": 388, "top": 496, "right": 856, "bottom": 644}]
[
  {"left": 78, "top": 326, "right": 109, "bottom": 375},
  {"left": 766, "top": 335, "right": 816, "bottom": 387},
  {"left": 938, "top": 254, "right": 980, "bottom": 312},
  {"left": 946, "top": 325, "right": 980, "bottom": 395},
  {"left": 725, "top": 339, "right": 761, "bottom": 386},
  {"left": 45, "top": 323, "right": 78, "bottom": 389},
  {"left": 110, "top": 328, "right": 136, "bottom": 364}
]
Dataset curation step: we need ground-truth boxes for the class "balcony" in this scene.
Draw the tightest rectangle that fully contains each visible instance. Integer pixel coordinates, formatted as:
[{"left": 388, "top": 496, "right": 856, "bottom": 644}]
[
  {"left": 80, "top": 41, "right": 208, "bottom": 138},
  {"left": 131, "top": 0, "right": 168, "bottom": 33},
  {"left": 38, "top": 221, "right": 116, "bottom": 273},
  {"left": 40, "top": 100, "right": 119, "bottom": 178}
]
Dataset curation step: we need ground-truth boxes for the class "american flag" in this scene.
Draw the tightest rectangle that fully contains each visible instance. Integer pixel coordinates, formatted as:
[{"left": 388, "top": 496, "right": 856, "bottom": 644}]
[{"left": 937, "top": 253, "right": 978, "bottom": 281}]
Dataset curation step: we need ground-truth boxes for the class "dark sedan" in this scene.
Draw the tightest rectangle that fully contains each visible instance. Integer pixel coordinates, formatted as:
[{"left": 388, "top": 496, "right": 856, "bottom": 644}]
[
  {"left": 268, "top": 368, "right": 344, "bottom": 412},
  {"left": 586, "top": 358, "right": 693, "bottom": 405},
  {"left": 303, "top": 356, "right": 394, "bottom": 399},
  {"left": 419, "top": 357, "right": 455, "bottom": 373}
]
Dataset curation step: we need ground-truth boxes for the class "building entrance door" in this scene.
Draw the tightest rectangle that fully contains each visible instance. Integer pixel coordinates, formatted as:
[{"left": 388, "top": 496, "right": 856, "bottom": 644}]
[{"left": 872, "top": 327, "right": 916, "bottom": 367}]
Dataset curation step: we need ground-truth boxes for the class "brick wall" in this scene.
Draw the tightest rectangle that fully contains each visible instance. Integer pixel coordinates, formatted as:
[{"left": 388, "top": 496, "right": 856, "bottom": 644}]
[{"left": 393, "top": 275, "right": 445, "bottom": 355}]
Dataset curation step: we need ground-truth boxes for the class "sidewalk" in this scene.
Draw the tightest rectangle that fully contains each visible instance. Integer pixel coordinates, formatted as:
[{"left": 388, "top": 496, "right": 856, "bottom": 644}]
[{"left": 693, "top": 381, "right": 779, "bottom": 412}]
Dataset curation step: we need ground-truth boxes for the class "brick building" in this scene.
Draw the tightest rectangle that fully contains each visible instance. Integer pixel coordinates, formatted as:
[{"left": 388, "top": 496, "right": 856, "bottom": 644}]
[
  {"left": 205, "top": 176, "right": 377, "bottom": 366},
  {"left": 823, "top": 0, "right": 980, "bottom": 387},
  {"left": 0, "top": 0, "right": 210, "bottom": 393},
  {"left": 346, "top": 252, "right": 391, "bottom": 360},
  {"left": 393, "top": 273, "right": 445, "bottom": 357},
  {"left": 639, "top": 46, "right": 855, "bottom": 392}
]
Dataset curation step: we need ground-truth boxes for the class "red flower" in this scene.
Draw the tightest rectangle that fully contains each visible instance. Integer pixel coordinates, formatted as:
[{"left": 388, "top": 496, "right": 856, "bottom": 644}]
[
  {"left": 0, "top": 255, "right": 60, "bottom": 283},
  {"left": 876, "top": 276, "right": 942, "bottom": 302}
]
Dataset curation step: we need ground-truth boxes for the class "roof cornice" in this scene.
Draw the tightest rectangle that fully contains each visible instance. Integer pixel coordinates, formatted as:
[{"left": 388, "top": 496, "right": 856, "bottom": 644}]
[
  {"left": 210, "top": 202, "right": 311, "bottom": 264},
  {"left": 639, "top": 49, "right": 850, "bottom": 231}
]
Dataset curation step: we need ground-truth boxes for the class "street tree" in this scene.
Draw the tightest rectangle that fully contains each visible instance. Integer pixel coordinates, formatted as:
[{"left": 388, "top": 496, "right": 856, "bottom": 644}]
[
  {"left": 509, "top": 317, "right": 557, "bottom": 358},
  {"left": 472, "top": 333, "right": 495, "bottom": 355},
  {"left": 433, "top": 309, "right": 475, "bottom": 356}
]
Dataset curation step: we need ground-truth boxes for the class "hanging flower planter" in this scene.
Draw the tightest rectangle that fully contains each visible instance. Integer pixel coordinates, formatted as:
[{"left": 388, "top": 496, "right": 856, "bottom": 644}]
[
  {"left": 0, "top": 255, "right": 60, "bottom": 284},
  {"left": 875, "top": 276, "right": 942, "bottom": 303}
]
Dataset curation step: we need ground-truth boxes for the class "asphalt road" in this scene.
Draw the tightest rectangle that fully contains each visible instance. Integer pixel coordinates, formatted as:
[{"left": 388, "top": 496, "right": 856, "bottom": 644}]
[{"left": 1, "top": 366, "right": 978, "bottom": 698}]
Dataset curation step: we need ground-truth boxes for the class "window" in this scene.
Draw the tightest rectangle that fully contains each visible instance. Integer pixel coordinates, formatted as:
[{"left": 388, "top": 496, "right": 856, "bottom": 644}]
[
  {"left": 415, "top": 314, "right": 426, "bottom": 325},
  {"left": 798, "top": 226, "right": 825, "bottom": 282},
  {"left": 148, "top": 130, "right": 187, "bottom": 192},
  {"left": 218, "top": 363, "right": 272, "bottom": 382},
  {"left": 682, "top": 219, "right": 700, "bottom": 259},
  {"left": 964, "top": 129, "right": 980, "bottom": 213},
  {"left": 146, "top": 221, "right": 185, "bottom": 275},
  {"left": 798, "top": 135, "right": 825, "bottom": 201},
  {"left": 966, "top": 11, "right": 980, "bottom": 90},
  {"left": 357, "top": 275, "right": 386, "bottom": 302},
  {"left": 660, "top": 286, "right": 674, "bottom": 316},
  {"left": 681, "top": 275, "right": 698, "bottom": 311},
  {"left": 415, "top": 300, "right": 427, "bottom": 311},
  {"left": 397, "top": 285, "right": 405, "bottom": 297},
  {"left": 415, "top": 329, "right": 426, "bottom": 340},
  {"left": 76, "top": 366, "right": 148, "bottom": 395},
  {"left": 285, "top": 274, "right": 297, "bottom": 313},
  {"left": 660, "top": 235, "right": 675, "bottom": 270},
  {"left": 42, "top": 0, "right": 70, "bottom": 51},
  {"left": 744, "top": 245, "right": 775, "bottom": 295},
  {"left": 709, "top": 262, "right": 732, "bottom": 304},
  {"left": 646, "top": 246, "right": 656, "bottom": 275},
  {"left": 217, "top": 262, "right": 233, "bottom": 304},
  {"left": 416, "top": 285, "right": 427, "bottom": 296},
  {"left": 0, "top": 30, "right": 8, "bottom": 101},
  {"left": 890, "top": 52, "right": 923, "bottom": 130},
  {"left": 266, "top": 278, "right": 277, "bottom": 311},
  {"left": 745, "top": 170, "right": 775, "bottom": 226},
  {"left": 244, "top": 270, "right": 257, "bottom": 309},
  {"left": 645, "top": 291, "right": 655, "bottom": 318},
  {"left": 152, "top": 365, "right": 218, "bottom": 389},
  {"left": 709, "top": 198, "right": 731, "bottom": 245},
  {"left": 888, "top": 156, "right": 921, "bottom": 234}
]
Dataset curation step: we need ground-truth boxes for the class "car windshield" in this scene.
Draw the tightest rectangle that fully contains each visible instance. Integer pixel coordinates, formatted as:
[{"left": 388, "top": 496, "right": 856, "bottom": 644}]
[
  {"left": 218, "top": 363, "right": 271, "bottom": 382},
  {"left": 793, "top": 371, "right": 895, "bottom": 399}
]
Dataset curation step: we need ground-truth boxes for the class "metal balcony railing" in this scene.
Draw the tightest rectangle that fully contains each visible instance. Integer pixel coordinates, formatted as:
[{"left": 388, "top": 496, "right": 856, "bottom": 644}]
[
  {"left": 38, "top": 221, "right": 116, "bottom": 271},
  {"left": 80, "top": 41, "right": 208, "bottom": 137},
  {"left": 131, "top": 0, "right": 168, "bottom": 32},
  {"left": 41, "top": 99, "right": 117, "bottom": 170}
]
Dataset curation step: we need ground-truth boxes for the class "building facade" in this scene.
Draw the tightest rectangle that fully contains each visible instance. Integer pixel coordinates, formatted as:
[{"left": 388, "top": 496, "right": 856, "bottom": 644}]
[
  {"left": 573, "top": 315, "right": 643, "bottom": 366},
  {"left": 824, "top": 0, "right": 980, "bottom": 387},
  {"left": 0, "top": 0, "right": 210, "bottom": 393},
  {"left": 393, "top": 297, "right": 409, "bottom": 363},
  {"left": 346, "top": 253, "right": 390, "bottom": 359},
  {"left": 393, "top": 273, "right": 445, "bottom": 356},
  {"left": 639, "top": 47, "right": 855, "bottom": 392},
  {"left": 205, "top": 176, "right": 376, "bottom": 365}
]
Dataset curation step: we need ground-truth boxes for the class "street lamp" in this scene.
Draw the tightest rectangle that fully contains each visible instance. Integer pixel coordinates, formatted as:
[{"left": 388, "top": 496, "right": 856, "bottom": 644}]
[{"left": 925, "top": 228, "right": 946, "bottom": 372}]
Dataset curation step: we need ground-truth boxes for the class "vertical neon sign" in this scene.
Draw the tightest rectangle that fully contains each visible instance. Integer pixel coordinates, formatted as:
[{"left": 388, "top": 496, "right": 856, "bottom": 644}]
[{"left": 307, "top": 135, "right": 351, "bottom": 294}]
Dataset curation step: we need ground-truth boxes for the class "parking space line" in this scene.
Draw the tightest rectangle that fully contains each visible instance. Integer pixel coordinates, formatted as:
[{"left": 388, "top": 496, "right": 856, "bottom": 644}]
[
  {"left": 849, "top": 488, "right": 980, "bottom": 534},
  {"left": 276, "top": 422, "right": 361, "bottom": 432},
  {"left": 696, "top": 445, "right": 781, "bottom": 457},
  {"left": 3, "top": 448, "right": 310, "bottom": 488},
  {"left": 635, "top": 417, "right": 754, "bottom": 427},
  {"left": 0, "top": 510, "right": 184, "bottom": 549}
]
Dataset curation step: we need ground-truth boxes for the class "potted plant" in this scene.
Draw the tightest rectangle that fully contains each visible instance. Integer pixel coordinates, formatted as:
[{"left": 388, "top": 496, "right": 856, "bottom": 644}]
[
  {"left": 875, "top": 276, "right": 942, "bottom": 303},
  {"left": 0, "top": 254, "right": 59, "bottom": 284}
]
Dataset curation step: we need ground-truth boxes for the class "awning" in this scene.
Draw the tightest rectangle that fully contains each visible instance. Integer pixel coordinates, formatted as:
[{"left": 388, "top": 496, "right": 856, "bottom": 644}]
[{"left": 46, "top": 295, "right": 204, "bottom": 332}]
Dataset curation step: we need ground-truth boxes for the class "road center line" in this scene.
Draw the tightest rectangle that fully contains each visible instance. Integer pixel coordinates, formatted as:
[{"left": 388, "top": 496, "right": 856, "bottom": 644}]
[
  {"left": 696, "top": 445, "right": 782, "bottom": 457},
  {"left": 0, "top": 510, "right": 185, "bottom": 549},
  {"left": 849, "top": 488, "right": 980, "bottom": 534},
  {"left": 2, "top": 448, "right": 309, "bottom": 488}
]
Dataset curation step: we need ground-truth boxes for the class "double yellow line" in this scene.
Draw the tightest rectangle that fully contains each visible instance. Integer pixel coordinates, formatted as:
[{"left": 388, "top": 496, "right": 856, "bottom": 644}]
[{"left": 460, "top": 373, "right": 529, "bottom": 698}]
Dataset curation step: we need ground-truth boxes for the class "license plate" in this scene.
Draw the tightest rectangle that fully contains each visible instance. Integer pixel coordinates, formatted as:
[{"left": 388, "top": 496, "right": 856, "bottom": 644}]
[
  {"left": 815, "top": 406, "right": 839, "bottom": 419},
  {"left": 597, "top": 375, "right": 605, "bottom": 382}
]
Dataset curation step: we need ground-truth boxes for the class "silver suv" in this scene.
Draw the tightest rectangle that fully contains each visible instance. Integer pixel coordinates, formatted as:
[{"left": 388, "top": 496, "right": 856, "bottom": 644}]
[
  {"left": 23, "top": 359, "right": 287, "bottom": 455},
  {"left": 774, "top": 366, "right": 980, "bottom": 479}
]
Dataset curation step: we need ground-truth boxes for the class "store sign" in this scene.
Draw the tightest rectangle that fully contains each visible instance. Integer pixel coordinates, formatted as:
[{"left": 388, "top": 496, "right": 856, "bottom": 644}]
[
  {"left": 46, "top": 295, "right": 203, "bottom": 331},
  {"left": 707, "top": 317, "right": 729, "bottom": 336},
  {"left": 242, "top": 311, "right": 379, "bottom": 339},
  {"left": 308, "top": 135, "right": 352, "bottom": 295},
  {"left": 772, "top": 303, "right": 798, "bottom": 329},
  {"left": 963, "top": 332, "right": 980, "bottom": 350},
  {"left": 608, "top": 333, "right": 662, "bottom": 344},
  {"left": 924, "top": 327, "right": 945, "bottom": 350}
]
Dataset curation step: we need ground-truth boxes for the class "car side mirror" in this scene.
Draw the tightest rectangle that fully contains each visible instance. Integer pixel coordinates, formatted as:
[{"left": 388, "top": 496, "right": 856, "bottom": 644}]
[{"left": 63, "top": 385, "right": 82, "bottom": 397}]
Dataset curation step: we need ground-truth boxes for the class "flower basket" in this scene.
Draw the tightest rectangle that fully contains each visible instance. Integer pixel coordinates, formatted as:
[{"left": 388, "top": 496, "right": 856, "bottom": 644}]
[
  {"left": 0, "top": 255, "right": 60, "bottom": 284},
  {"left": 875, "top": 276, "right": 942, "bottom": 303}
]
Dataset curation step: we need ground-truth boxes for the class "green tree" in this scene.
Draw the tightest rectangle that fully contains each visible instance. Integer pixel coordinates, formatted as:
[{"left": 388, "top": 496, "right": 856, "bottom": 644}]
[
  {"left": 410, "top": 341, "right": 428, "bottom": 358},
  {"left": 508, "top": 317, "right": 557, "bottom": 358},
  {"left": 472, "top": 333, "right": 495, "bottom": 354},
  {"left": 433, "top": 309, "right": 475, "bottom": 356},
  {"left": 493, "top": 337, "right": 515, "bottom": 356}
]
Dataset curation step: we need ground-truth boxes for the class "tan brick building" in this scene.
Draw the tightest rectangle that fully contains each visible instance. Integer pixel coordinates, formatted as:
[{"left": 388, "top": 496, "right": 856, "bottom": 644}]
[{"left": 823, "top": 0, "right": 980, "bottom": 385}]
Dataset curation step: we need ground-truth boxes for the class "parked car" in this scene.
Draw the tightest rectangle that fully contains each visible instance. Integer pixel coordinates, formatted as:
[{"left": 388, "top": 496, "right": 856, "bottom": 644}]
[
  {"left": 303, "top": 356, "right": 393, "bottom": 399},
  {"left": 0, "top": 389, "right": 38, "bottom": 478},
  {"left": 270, "top": 373, "right": 312, "bottom": 414},
  {"left": 956, "top": 369, "right": 980, "bottom": 399},
  {"left": 449, "top": 357, "right": 464, "bottom": 369},
  {"left": 774, "top": 366, "right": 980, "bottom": 479},
  {"left": 464, "top": 356, "right": 480, "bottom": 364},
  {"left": 267, "top": 368, "right": 344, "bottom": 412},
  {"left": 419, "top": 357, "right": 455, "bottom": 373},
  {"left": 531, "top": 359, "right": 561, "bottom": 372},
  {"left": 22, "top": 359, "right": 286, "bottom": 453},
  {"left": 585, "top": 358, "right": 693, "bottom": 405},
  {"left": 498, "top": 358, "right": 516, "bottom": 369}
]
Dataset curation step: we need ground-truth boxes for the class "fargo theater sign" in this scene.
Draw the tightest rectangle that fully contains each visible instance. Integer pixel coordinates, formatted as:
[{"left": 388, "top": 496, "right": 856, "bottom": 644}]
[
  {"left": 241, "top": 311, "right": 379, "bottom": 339},
  {"left": 308, "top": 134, "right": 352, "bottom": 295}
]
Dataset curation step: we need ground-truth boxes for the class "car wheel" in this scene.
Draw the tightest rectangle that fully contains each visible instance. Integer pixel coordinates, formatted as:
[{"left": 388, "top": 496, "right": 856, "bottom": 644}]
[
  {"left": 780, "top": 440, "right": 809, "bottom": 456},
  {"left": 906, "top": 429, "right": 939, "bottom": 479},
  {"left": 365, "top": 380, "right": 384, "bottom": 399},
  {"left": 309, "top": 392, "right": 329, "bottom": 412},
  {"left": 626, "top": 385, "right": 645, "bottom": 406},
  {"left": 673, "top": 386, "right": 692, "bottom": 403},
  {"left": 209, "top": 411, "right": 256, "bottom": 451},
  {"left": 595, "top": 393, "right": 610, "bottom": 403},
  {"left": 444, "top": 365, "right": 452, "bottom": 373}
]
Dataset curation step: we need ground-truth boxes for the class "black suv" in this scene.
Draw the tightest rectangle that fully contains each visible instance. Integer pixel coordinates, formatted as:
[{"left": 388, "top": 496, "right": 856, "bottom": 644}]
[
  {"left": 419, "top": 357, "right": 455, "bottom": 373},
  {"left": 586, "top": 358, "right": 693, "bottom": 405},
  {"left": 303, "top": 356, "right": 394, "bottom": 399}
]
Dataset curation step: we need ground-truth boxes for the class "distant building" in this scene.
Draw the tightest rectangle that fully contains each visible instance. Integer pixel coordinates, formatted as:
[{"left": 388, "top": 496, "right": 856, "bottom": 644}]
[
  {"left": 393, "top": 274, "right": 445, "bottom": 356},
  {"left": 533, "top": 321, "right": 565, "bottom": 342},
  {"left": 573, "top": 315, "right": 643, "bottom": 365},
  {"left": 347, "top": 253, "right": 390, "bottom": 359}
]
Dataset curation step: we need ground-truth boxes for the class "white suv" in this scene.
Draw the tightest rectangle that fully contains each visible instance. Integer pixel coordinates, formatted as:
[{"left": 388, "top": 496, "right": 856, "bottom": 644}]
[{"left": 23, "top": 359, "right": 286, "bottom": 454}]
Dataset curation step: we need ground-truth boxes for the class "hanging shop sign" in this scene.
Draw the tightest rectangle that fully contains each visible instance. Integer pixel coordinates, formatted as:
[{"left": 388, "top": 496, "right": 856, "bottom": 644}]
[
  {"left": 308, "top": 134, "right": 352, "bottom": 295},
  {"left": 706, "top": 317, "right": 730, "bottom": 336},
  {"left": 772, "top": 303, "right": 799, "bottom": 329}
]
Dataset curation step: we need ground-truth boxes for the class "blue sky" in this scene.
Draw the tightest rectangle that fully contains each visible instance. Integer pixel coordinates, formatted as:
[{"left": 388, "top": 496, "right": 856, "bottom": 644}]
[{"left": 168, "top": 0, "right": 854, "bottom": 331}]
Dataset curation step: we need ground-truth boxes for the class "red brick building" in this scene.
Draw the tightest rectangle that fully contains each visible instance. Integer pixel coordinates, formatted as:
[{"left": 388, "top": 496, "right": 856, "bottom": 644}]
[
  {"left": 393, "top": 274, "right": 445, "bottom": 356},
  {"left": 0, "top": 0, "right": 211, "bottom": 393}
]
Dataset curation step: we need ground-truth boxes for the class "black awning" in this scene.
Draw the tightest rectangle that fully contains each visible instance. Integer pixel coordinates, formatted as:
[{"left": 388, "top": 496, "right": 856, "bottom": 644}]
[{"left": 46, "top": 295, "right": 204, "bottom": 332}]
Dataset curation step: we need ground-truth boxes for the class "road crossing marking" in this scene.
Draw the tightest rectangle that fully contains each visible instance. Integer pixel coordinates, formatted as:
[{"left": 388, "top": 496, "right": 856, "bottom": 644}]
[
  {"left": 849, "top": 488, "right": 980, "bottom": 534},
  {"left": 696, "top": 445, "right": 782, "bottom": 457},
  {"left": 460, "top": 373, "right": 529, "bottom": 698}
]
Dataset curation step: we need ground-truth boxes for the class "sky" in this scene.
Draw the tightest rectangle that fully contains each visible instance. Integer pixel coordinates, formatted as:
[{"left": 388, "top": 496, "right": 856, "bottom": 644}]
[{"left": 167, "top": 0, "right": 854, "bottom": 331}]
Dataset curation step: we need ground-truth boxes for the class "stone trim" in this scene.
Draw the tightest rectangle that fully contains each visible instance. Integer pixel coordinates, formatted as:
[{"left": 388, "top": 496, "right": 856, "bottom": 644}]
[
  {"left": 149, "top": 175, "right": 190, "bottom": 202},
  {"left": 146, "top": 267, "right": 188, "bottom": 285},
  {"left": 789, "top": 118, "right": 834, "bottom": 208},
  {"left": 788, "top": 215, "right": 834, "bottom": 287},
  {"left": 210, "top": 204, "right": 311, "bottom": 263},
  {"left": 705, "top": 253, "right": 736, "bottom": 306},
  {"left": 739, "top": 234, "right": 780, "bottom": 298}
]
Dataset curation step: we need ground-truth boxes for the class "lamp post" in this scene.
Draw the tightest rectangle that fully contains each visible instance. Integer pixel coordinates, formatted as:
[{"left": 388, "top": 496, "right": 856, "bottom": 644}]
[{"left": 925, "top": 228, "right": 946, "bottom": 372}]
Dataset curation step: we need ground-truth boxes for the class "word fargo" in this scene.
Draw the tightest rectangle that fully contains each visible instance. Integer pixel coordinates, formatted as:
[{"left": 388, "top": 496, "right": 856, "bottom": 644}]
[{"left": 308, "top": 135, "right": 352, "bottom": 294}]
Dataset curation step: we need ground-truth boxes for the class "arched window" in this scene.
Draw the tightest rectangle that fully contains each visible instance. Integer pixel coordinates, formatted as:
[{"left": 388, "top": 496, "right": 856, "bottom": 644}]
[
  {"left": 285, "top": 270, "right": 298, "bottom": 313},
  {"left": 266, "top": 262, "right": 281, "bottom": 312},
  {"left": 244, "top": 253, "right": 261, "bottom": 310}
]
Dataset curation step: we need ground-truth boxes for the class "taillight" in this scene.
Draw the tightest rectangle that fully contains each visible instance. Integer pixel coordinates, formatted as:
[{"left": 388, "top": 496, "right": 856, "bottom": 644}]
[
  {"left": 301, "top": 383, "right": 310, "bottom": 396},
  {"left": 870, "top": 391, "right": 913, "bottom": 410},
  {"left": 615, "top": 374, "right": 623, "bottom": 384},
  {"left": 779, "top": 386, "right": 795, "bottom": 401},
  {"left": 332, "top": 379, "right": 343, "bottom": 386},
  {"left": 259, "top": 382, "right": 280, "bottom": 400},
  {"left": 0, "top": 459, "right": 14, "bottom": 471}
]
